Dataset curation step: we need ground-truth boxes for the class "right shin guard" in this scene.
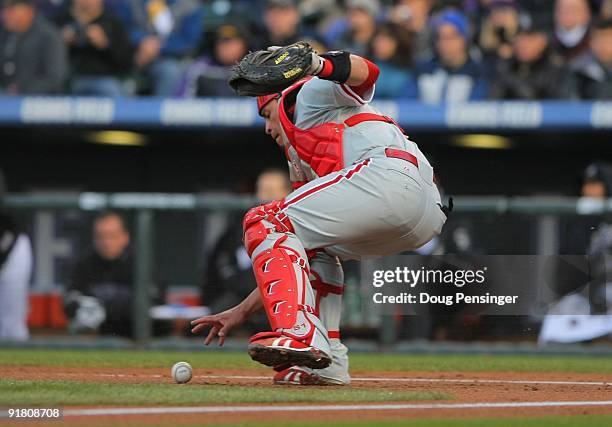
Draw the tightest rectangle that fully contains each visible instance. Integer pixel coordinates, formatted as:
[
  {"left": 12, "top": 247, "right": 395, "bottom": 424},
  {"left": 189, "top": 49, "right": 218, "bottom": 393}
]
[{"left": 310, "top": 251, "right": 345, "bottom": 339}]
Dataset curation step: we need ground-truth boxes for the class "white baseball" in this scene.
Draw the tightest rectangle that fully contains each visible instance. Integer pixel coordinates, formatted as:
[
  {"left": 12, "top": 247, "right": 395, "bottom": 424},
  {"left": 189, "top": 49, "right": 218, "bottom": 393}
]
[{"left": 171, "top": 361, "right": 193, "bottom": 384}]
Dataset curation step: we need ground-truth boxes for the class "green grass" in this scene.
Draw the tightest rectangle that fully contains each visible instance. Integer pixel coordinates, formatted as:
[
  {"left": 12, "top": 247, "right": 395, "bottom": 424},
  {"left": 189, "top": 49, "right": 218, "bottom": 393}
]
[
  {"left": 0, "top": 349, "right": 257, "bottom": 370},
  {"left": 348, "top": 353, "right": 612, "bottom": 374},
  {"left": 0, "top": 379, "right": 448, "bottom": 406},
  {"left": 1, "top": 350, "right": 610, "bottom": 426},
  {"left": 0, "top": 349, "right": 610, "bottom": 374}
]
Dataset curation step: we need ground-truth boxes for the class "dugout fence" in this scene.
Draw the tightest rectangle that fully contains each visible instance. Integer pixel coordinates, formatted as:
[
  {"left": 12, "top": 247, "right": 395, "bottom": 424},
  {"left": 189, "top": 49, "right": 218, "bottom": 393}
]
[{"left": 3, "top": 193, "right": 611, "bottom": 344}]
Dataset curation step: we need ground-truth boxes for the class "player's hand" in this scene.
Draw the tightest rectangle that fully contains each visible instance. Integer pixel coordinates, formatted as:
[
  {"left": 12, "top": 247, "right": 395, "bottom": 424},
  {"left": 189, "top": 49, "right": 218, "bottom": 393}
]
[
  {"left": 135, "top": 36, "right": 161, "bottom": 67},
  {"left": 307, "top": 51, "right": 324, "bottom": 76},
  {"left": 190, "top": 307, "right": 246, "bottom": 346},
  {"left": 86, "top": 24, "right": 109, "bottom": 49}
]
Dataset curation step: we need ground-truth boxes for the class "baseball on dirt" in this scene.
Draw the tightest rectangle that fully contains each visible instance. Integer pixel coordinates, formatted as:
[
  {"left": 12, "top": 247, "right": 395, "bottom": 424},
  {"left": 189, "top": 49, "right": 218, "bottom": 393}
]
[{"left": 171, "top": 361, "right": 193, "bottom": 384}]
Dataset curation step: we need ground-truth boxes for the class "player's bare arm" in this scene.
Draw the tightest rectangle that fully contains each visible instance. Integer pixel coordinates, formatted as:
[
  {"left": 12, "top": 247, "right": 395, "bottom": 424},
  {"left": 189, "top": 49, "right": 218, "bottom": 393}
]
[
  {"left": 191, "top": 288, "right": 263, "bottom": 346},
  {"left": 345, "top": 54, "right": 373, "bottom": 86}
]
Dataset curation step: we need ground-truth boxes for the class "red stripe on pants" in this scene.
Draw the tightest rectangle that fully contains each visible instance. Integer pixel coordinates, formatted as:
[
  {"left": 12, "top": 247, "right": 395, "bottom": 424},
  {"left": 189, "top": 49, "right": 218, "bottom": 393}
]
[{"left": 282, "top": 159, "right": 371, "bottom": 210}]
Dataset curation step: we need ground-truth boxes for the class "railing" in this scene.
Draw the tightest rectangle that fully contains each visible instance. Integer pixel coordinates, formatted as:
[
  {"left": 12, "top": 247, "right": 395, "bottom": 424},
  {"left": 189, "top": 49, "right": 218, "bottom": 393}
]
[
  {"left": 5, "top": 193, "right": 612, "bottom": 342},
  {"left": 6, "top": 193, "right": 612, "bottom": 213}
]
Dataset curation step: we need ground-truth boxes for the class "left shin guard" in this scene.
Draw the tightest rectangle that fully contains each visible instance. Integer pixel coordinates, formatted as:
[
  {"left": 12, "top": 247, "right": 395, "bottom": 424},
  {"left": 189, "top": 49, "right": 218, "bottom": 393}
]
[{"left": 244, "top": 202, "right": 329, "bottom": 351}]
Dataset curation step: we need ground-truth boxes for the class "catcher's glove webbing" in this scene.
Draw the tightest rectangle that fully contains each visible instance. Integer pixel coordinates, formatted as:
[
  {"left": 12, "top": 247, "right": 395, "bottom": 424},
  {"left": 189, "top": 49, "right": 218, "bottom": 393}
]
[{"left": 229, "top": 42, "right": 319, "bottom": 96}]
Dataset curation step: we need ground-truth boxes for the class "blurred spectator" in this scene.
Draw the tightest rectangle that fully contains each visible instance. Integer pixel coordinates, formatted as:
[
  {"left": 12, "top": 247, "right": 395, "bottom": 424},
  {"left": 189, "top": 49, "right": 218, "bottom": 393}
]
[
  {"left": 325, "top": 0, "right": 379, "bottom": 56},
  {"left": 602, "top": 0, "right": 612, "bottom": 18},
  {"left": 261, "top": 0, "right": 303, "bottom": 46},
  {"left": 414, "top": 9, "right": 488, "bottom": 103},
  {"left": 67, "top": 211, "right": 133, "bottom": 336},
  {"left": 567, "top": 18, "right": 612, "bottom": 99},
  {"left": 255, "top": 168, "right": 292, "bottom": 202},
  {"left": 66, "top": 211, "right": 165, "bottom": 337},
  {"left": 56, "top": 0, "right": 132, "bottom": 96},
  {"left": 202, "top": 169, "right": 291, "bottom": 321},
  {"left": 0, "top": 168, "right": 32, "bottom": 341},
  {"left": 115, "top": 0, "right": 204, "bottom": 96},
  {"left": 177, "top": 24, "right": 249, "bottom": 97},
  {"left": 490, "top": 15, "right": 567, "bottom": 99},
  {"left": 582, "top": 161, "right": 612, "bottom": 198},
  {"left": 551, "top": 162, "right": 612, "bottom": 325},
  {"left": 478, "top": 0, "right": 520, "bottom": 62},
  {"left": 0, "top": 0, "right": 66, "bottom": 94},
  {"left": 553, "top": 0, "right": 592, "bottom": 66},
  {"left": 298, "top": 0, "right": 343, "bottom": 37},
  {"left": 388, "top": 0, "right": 434, "bottom": 61},
  {"left": 367, "top": 22, "right": 417, "bottom": 98},
  {"left": 512, "top": 0, "right": 554, "bottom": 26},
  {"left": 557, "top": 161, "right": 612, "bottom": 261}
]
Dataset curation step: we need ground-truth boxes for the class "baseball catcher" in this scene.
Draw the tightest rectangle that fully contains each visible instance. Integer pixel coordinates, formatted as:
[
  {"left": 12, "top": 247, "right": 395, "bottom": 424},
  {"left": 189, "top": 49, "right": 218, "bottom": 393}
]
[{"left": 192, "top": 42, "right": 448, "bottom": 385}]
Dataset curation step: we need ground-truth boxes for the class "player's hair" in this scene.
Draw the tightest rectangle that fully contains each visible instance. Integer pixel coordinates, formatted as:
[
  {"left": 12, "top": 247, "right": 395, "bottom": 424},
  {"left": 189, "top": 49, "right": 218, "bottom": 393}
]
[{"left": 93, "top": 210, "right": 129, "bottom": 233}]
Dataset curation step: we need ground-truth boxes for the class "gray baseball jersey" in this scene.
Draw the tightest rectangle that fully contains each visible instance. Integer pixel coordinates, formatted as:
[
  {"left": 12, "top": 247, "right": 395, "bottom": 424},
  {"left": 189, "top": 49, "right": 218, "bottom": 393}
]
[
  {"left": 279, "top": 77, "right": 446, "bottom": 260},
  {"left": 244, "top": 77, "right": 447, "bottom": 358}
]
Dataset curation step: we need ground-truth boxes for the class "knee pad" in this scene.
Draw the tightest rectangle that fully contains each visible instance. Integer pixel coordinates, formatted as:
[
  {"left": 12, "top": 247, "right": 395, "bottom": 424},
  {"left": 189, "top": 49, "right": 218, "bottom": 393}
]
[{"left": 243, "top": 200, "right": 295, "bottom": 256}]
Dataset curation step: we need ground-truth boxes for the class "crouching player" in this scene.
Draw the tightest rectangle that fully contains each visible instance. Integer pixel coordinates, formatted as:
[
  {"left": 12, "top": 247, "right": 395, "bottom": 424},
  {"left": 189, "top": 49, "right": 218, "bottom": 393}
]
[{"left": 192, "top": 44, "right": 448, "bottom": 385}]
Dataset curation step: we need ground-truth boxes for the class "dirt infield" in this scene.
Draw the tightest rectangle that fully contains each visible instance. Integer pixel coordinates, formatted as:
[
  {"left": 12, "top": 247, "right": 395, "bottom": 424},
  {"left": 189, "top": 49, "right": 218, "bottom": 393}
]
[{"left": 2, "top": 366, "right": 612, "bottom": 425}]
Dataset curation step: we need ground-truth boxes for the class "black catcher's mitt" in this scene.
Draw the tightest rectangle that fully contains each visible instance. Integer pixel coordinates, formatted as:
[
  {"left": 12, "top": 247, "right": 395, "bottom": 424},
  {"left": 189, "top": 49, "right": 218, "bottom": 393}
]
[{"left": 229, "top": 41, "right": 317, "bottom": 96}]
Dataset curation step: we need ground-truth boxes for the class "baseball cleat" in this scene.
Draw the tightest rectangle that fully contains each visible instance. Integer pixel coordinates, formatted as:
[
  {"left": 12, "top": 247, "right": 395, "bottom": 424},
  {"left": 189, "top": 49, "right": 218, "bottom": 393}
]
[
  {"left": 273, "top": 366, "right": 323, "bottom": 385},
  {"left": 273, "top": 365, "right": 349, "bottom": 385},
  {"left": 248, "top": 332, "right": 332, "bottom": 369},
  {"left": 316, "top": 339, "right": 351, "bottom": 385}
]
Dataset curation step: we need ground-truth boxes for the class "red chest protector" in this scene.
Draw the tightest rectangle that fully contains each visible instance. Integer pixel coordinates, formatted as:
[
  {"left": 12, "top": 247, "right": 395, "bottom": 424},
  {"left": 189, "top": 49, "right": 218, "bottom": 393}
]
[{"left": 278, "top": 78, "right": 403, "bottom": 178}]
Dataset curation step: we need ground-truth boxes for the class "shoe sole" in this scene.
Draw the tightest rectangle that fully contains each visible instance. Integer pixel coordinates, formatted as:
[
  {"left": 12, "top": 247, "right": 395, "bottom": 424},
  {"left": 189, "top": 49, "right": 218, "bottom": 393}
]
[
  {"left": 248, "top": 344, "right": 332, "bottom": 369},
  {"left": 273, "top": 375, "right": 323, "bottom": 386},
  {"left": 273, "top": 369, "right": 350, "bottom": 386},
  {"left": 273, "top": 373, "right": 349, "bottom": 386},
  {"left": 317, "top": 376, "right": 350, "bottom": 385}
]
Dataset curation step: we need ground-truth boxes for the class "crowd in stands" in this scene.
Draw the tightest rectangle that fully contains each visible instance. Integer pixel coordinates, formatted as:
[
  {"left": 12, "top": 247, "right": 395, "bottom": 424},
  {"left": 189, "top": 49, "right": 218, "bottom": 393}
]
[{"left": 0, "top": 0, "right": 611, "bottom": 100}]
